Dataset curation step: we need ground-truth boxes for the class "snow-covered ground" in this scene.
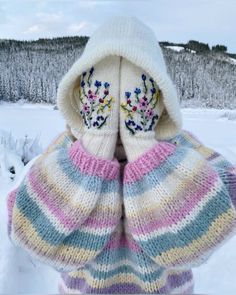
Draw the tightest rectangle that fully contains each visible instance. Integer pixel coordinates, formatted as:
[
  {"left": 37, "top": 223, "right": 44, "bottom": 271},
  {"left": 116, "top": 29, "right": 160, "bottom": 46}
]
[
  {"left": 166, "top": 45, "right": 185, "bottom": 52},
  {"left": 0, "top": 103, "right": 236, "bottom": 294},
  {"left": 166, "top": 45, "right": 196, "bottom": 54},
  {"left": 229, "top": 57, "right": 236, "bottom": 65}
]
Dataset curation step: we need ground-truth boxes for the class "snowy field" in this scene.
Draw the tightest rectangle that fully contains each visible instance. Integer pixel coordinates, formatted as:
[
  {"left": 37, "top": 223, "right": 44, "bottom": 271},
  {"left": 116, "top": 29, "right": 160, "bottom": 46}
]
[{"left": 0, "top": 103, "right": 236, "bottom": 294}]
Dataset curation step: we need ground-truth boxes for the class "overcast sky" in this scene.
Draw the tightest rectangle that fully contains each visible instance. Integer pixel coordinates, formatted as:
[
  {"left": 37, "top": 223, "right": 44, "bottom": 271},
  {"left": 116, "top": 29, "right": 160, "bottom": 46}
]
[{"left": 0, "top": 0, "right": 236, "bottom": 52}]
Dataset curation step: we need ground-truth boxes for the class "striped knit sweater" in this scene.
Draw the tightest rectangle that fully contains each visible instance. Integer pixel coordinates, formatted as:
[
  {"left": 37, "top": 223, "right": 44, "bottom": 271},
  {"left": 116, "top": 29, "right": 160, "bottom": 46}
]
[{"left": 7, "top": 129, "right": 236, "bottom": 294}]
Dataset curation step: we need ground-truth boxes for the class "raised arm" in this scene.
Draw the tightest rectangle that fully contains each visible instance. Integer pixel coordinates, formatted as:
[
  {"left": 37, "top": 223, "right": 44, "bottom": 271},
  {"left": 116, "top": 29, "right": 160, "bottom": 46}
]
[
  {"left": 123, "top": 131, "right": 236, "bottom": 269},
  {"left": 118, "top": 49, "right": 236, "bottom": 270},
  {"left": 170, "top": 129, "right": 236, "bottom": 208},
  {"left": 7, "top": 130, "right": 122, "bottom": 272}
]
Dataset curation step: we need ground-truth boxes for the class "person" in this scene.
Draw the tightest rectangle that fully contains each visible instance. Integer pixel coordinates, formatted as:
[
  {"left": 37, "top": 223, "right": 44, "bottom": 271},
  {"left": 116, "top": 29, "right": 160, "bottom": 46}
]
[{"left": 7, "top": 16, "right": 236, "bottom": 294}]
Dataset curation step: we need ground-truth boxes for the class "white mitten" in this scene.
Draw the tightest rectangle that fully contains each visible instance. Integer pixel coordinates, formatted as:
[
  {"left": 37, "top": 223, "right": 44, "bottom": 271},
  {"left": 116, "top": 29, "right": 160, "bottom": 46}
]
[
  {"left": 120, "top": 57, "right": 165, "bottom": 161},
  {"left": 78, "top": 56, "right": 120, "bottom": 159}
]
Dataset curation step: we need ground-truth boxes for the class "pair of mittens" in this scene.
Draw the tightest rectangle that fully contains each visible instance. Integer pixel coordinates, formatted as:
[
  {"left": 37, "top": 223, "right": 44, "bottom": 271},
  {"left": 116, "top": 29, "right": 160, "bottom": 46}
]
[
  {"left": 73, "top": 56, "right": 236, "bottom": 272},
  {"left": 76, "top": 56, "right": 164, "bottom": 161}
]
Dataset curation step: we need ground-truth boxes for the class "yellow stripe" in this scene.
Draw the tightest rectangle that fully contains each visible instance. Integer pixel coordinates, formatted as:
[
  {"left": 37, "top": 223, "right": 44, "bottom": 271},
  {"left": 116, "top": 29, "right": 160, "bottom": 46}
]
[
  {"left": 65, "top": 268, "right": 191, "bottom": 292},
  {"left": 28, "top": 160, "right": 118, "bottom": 213},
  {"left": 196, "top": 145, "right": 216, "bottom": 158},
  {"left": 181, "top": 130, "right": 215, "bottom": 159},
  {"left": 12, "top": 207, "right": 99, "bottom": 266},
  {"left": 127, "top": 158, "right": 210, "bottom": 218},
  {"left": 44, "top": 132, "right": 70, "bottom": 154},
  {"left": 155, "top": 208, "right": 236, "bottom": 266}
]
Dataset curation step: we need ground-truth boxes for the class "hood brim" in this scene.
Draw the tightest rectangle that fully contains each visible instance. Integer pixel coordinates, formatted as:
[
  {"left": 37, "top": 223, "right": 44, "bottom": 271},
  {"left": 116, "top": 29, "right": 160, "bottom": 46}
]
[{"left": 57, "top": 17, "right": 182, "bottom": 141}]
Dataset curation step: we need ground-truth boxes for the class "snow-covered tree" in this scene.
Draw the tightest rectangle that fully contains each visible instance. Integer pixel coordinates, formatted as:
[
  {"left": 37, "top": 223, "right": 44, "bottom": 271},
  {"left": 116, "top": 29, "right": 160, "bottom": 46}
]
[{"left": 0, "top": 37, "right": 235, "bottom": 108}]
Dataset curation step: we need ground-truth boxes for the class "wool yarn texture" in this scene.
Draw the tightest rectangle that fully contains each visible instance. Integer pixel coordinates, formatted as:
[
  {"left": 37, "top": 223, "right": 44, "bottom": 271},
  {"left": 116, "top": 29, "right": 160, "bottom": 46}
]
[
  {"left": 7, "top": 16, "right": 236, "bottom": 294},
  {"left": 77, "top": 56, "right": 120, "bottom": 160},
  {"left": 120, "top": 57, "right": 165, "bottom": 161}
]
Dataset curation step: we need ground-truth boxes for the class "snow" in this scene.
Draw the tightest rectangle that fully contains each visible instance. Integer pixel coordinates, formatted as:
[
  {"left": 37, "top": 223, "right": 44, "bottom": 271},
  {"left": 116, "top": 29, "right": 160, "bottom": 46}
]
[
  {"left": 166, "top": 45, "right": 185, "bottom": 52},
  {"left": 0, "top": 102, "right": 66, "bottom": 147},
  {"left": 181, "top": 108, "right": 236, "bottom": 163},
  {"left": 165, "top": 45, "right": 196, "bottom": 54},
  {"left": 0, "top": 103, "right": 236, "bottom": 294},
  {"left": 2, "top": 41, "right": 236, "bottom": 108},
  {"left": 229, "top": 57, "right": 236, "bottom": 65}
]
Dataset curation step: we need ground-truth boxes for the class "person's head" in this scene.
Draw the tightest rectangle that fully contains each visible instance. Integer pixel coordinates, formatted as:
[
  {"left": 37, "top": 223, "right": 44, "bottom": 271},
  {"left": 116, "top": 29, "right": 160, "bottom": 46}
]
[{"left": 57, "top": 16, "right": 182, "bottom": 143}]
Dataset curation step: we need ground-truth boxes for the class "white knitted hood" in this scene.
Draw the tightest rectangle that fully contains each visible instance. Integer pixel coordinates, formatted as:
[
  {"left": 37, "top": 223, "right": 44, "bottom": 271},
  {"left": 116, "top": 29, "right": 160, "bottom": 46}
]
[{"left": 57, "top": 16, "right": 182, "bottom": 140}]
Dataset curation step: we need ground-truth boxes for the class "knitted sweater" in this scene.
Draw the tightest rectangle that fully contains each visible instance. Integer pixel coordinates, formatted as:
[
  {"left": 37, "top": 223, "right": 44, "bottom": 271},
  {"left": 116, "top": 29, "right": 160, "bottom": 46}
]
[{"left": 7, "top": 129, "right": 236, "bottom": 294}]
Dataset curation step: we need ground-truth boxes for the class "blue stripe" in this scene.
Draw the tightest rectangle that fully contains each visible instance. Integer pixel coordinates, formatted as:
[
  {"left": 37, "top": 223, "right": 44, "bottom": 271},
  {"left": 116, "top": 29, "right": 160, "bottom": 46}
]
[
  {"left": 138, "top": 185, "right": 232, "bottom": 257},
  {"left": 124, "top": 146, "right": 188, "bottom": 197},
  {"left": 57, "top": 148, "right": 119, "bottom": 195},
  {"left": 16, "top": 184, "right": 111, "bottom": 250},
  {"left": 95, "top": 243, "right": 157, "bottom": 266},
  {"left": 85, "top": 264, "right": 164, "bottom": 282},
  {"left": 48, "top": 134, "right": 72, "bottom": 152},
  {"left": 214, "top": 158, "right": 233, "bottom": 170},
  {"left": 166, "top": 132, "right": 196, "bottom": 148},
  {"left": 162, "top": 131, "right": 197, "bottom": 148}
]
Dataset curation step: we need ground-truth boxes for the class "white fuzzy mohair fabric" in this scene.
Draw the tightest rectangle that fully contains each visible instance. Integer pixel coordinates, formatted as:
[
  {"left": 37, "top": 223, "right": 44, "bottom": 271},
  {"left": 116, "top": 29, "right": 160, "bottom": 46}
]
[
  {"left": 79, "top": 56, "right": 121, "bottom": 160},
  {"left": 57, "top": 16, "right": 183, "bottom": 141},
  {"left": 119, "top": 57, "right": 165, "bottom": 161}
]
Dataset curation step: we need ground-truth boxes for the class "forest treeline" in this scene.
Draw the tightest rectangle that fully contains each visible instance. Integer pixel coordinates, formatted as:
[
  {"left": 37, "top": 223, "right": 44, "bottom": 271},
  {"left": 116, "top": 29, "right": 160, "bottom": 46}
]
[{"left": 0, "top": 37, "right": 235, "bottom": 108}]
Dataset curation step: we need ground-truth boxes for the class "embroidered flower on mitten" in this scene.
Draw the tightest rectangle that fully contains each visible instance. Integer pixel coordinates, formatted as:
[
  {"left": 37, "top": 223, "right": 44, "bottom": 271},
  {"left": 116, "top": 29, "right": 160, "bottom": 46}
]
[
  {"left": 121, "top": 74, "right": 161, "bottom": 134},
  {"left": 79, "top": 67, "right": 115, "bottom": 129}
]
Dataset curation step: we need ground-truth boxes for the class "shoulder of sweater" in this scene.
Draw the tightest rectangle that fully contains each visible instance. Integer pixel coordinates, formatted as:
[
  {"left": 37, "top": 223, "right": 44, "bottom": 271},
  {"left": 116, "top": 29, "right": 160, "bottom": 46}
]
[
  {"left": 165, "top": 129, "right": 220, "bottom": 161},
  {"left": 167, "top": 129, "right": 235, "bottom": 169},
  {"left": 45, "top": 129, "right": 75, "bottom": 154},
  {"left": 165, "top": 129, "right": 203, "bottom": 149}
]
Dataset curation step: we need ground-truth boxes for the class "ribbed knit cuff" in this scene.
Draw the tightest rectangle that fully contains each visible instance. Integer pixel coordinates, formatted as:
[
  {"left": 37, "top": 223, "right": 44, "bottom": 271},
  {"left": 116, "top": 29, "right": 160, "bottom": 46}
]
[
  {"left": 69, "top": 140, "right": 120, "bottom": 180},
  {"left": 124, "top": 141, "right": 176, "bottom": 183},
  {"left": 81, "top": 132, "right": 117, "bottom": 160},
  {"left": 124, "top": 137, "right": 157, "bottom": 162},
  {"left": 122, "top": 131, "right": 158, "bottom": 162}
]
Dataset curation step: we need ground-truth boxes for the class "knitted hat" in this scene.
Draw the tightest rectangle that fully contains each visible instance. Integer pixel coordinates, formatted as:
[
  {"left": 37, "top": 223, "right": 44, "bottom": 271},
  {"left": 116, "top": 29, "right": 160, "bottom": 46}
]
[{"left": 57, "top": 16, "right": 182, "bottom": 141}]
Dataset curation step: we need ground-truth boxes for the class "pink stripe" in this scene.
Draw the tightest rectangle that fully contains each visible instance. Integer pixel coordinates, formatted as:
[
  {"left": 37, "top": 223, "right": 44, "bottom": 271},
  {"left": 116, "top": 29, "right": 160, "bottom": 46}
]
[
  {"left": 83, "top": 215, "right": 119, "bottom": 229},
  {"left": 7, "top": 189, "right": 17, "bottom": 233},
  {"left": 169, "top": 220, "right": 235, "bottom": 267},
  {"left": 105, "top": 233, "right": 141, "bottom": 252},
  {"left": 69, "top": 141, "right": 120, "bottom": 180},
  {"left": 124, "top": 142, "right": 176, "bottom": 183},
  {"left": 28, "top": 168, "right": 118, "bottom": 232},
  {"left": 28, "top": 168, "right": 86, "bottom": 231},
  {"left": 129, "top": 169, "right": 219, "bottom": 235}
]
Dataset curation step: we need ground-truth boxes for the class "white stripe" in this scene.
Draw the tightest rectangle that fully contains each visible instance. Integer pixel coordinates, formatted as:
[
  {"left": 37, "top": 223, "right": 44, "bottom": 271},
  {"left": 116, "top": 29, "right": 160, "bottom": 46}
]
[
  {"left": 42, "top": 150, "right": 105, "bottom": 202},
  {"left": 89, "top": 258, "right": 160, "bottom": 274},
  {"left": 126, "top": 176, "right": 223, "bottom": 241},
  {"left": 25, "top": 153, "right": 121, "bottom": 235},
  {"left": 59, "top": 268, "right": 193, "bottom": 292},
  {"left": 11, "top": 232, "right": 84, "bottom": 272},
  {"left": 25, "top": 176, "right": 121, "bottom": 236},
  {"left": 126, "top": 146, "right": 204, "bottom": 202},
  {"left": 25, "top": 176, "right": 97, "bottom": 235}
]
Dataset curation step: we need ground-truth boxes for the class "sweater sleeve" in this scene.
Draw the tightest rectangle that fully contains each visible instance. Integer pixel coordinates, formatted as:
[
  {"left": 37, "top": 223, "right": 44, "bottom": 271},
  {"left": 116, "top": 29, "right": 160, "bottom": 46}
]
[
  {"left": 7, "top": 130, "right": 122, "bottom": 272},
  {"left": 123, "top": 130, "right": 236, "bottom": 269},
  {"left": 171, "top": 129, "right": 236, "bottom": 208}
]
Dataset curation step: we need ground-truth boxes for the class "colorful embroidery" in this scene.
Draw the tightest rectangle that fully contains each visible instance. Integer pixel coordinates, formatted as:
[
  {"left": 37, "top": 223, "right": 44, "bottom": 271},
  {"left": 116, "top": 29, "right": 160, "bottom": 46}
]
[
  {"left": 79, "top": 67, "right": 114, "bottom": 129},
  {"left": 121, "top": 74, "right": 161, "bottom": 134}
]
